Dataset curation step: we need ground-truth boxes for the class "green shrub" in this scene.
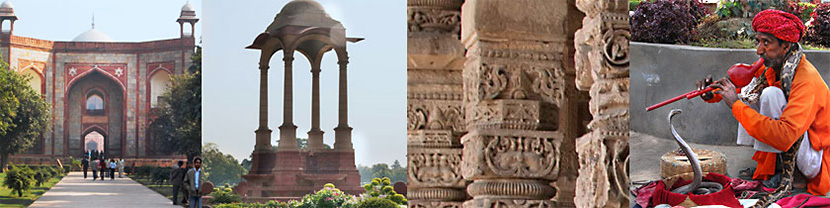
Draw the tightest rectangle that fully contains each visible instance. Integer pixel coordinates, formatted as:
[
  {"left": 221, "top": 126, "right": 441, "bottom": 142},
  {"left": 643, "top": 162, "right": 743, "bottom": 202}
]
[
  {"left": 295, "top": 183, "right": 357, "bottom": 208},
  {"left": 213, "top": 200, "right": 296, "bottom": 208},
  {"left": 357, "top": 198, "right": 397, "bottom": 208},
  {"left": 33, "top": 171, "right": 48, "bottom": 187},
  {"left": 210, "top": 187, "right": 241, "bottom": 204},
  {"left": 362, "top": 177, "right": 407, "bottom": 205},
  {"left": 151, "top": 167, "right": 171, "bottom": 185},
  {"left": 3, "top": 164, "right": 34, "bottom": 197}
]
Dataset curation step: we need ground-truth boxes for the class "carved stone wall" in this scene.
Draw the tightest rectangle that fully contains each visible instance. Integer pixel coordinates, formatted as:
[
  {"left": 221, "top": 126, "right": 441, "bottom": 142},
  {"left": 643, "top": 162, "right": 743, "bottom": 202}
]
[
  {"left": 407, "top": 0, "right": 468, "bottom": 207},
  {"left": 573, "top": 0, "right": 630, "bottom": 207},
  {"left": 408, "top": 0, "right": 629, "bottom": 207},
  {"left": 459, "top": 0, "right": 584, "bottom": 207}
]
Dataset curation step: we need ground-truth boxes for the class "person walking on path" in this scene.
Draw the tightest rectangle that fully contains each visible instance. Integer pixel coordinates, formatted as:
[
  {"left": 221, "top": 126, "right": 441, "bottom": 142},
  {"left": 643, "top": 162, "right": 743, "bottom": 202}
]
[
  {"left": 81, "top": 157, "right": 89, "bottom": 179},
  {"left": 170, "top": 161, "right": 186, "bottom": 205},
  {"left": 98, "top": 159, "right": 106, "bottom": 180},
  {"left": 91, "top": 158, "right": 99, "bottom": 180},
  {"left": 184, "top": 157, "right": 203, "bottom": 208},
  {"left": 109, "top": 159, "right": 117, "bottom": 180},
  {"left": 118, "top": 159, "right": 125, "bottom": 178}
]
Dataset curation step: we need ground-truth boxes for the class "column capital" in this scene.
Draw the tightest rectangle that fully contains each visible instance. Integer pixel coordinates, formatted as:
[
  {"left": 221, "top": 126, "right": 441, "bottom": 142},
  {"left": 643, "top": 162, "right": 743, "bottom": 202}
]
[
  {"left": 338, "top": 60, "right": 349, "bottom": 65},
  {"left": 259, "top": 65, "right": 270, "bottom": 70},
  {"left": 311, "top": 68, "right": 321, "bottom": 73},
  {"left": 284, "top": 56, "right": 294, "bottom": 62}
]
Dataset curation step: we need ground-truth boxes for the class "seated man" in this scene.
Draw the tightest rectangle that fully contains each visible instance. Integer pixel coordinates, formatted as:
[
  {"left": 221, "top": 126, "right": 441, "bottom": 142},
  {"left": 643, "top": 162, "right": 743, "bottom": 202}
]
[{"left": 700, "top": 9, "right": 830, "bottom": 195}]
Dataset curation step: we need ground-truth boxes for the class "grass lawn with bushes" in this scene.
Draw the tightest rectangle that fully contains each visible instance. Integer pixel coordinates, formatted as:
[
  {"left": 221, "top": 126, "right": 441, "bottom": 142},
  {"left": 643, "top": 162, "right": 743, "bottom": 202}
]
[{"left": 0, "top": 172, "right": 63, "bottom": 208}]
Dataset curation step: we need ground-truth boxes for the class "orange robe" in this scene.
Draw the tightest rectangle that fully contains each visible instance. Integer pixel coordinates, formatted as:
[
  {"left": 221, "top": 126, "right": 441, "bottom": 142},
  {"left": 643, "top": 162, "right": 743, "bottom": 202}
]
[{"left": 708, "top": 56, "right": 830, "bottom": 195}]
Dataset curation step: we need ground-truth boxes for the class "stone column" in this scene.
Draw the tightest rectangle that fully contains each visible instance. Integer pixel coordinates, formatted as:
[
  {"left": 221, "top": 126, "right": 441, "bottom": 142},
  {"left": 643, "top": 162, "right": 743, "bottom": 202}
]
[
  {"left": 278, "top": 53, "right": 299, "bottom": 151},
  {"left": 334, "top": 58, "right": 353, "bottom": 151},
  {"left": 308, "top": 66, "right": 324, "bottom": 150},
  {"left": 406, "top": 0, "right": 468, "bottom": 207},
  {"left": 255, "top": 65, "right": 273, "bottom": 152},
  {"left": 459, "top": 0, "right": 581, "bottom": 207},
  {"left": 573, "top": 0, "right": 630, "bottom": 207}
]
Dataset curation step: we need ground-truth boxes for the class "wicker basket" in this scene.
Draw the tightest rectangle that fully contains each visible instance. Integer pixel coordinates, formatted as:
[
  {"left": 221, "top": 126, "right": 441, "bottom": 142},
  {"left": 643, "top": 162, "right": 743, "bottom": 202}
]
[{"left": 660, "top": 148, "right": 727, "bottom": 179}]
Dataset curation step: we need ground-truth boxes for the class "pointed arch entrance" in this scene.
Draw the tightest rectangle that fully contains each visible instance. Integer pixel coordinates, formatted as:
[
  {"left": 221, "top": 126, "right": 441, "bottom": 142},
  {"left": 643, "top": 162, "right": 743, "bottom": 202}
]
[{"left": 66, "top": 70, "right": 125, "bottom": 158}]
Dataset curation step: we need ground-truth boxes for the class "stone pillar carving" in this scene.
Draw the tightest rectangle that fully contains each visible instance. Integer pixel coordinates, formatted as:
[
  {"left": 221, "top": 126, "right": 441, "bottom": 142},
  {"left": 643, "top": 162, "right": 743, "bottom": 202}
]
[
  {"left": 334, "top": 59, "right": 353, "bottom": 151},
  {"left": 407, "top": 0, "right": 467, "bottom": 207},
  {"left": 573, "top": 0, "right": 630, "bottom": 207},
  {"left": 309, "top": 66, "right": 324, "bottom": 151},
  {"left": 459, "top": 0, "right": 582, "bottom": 207},
  {"left": 279, "top": 53, "right": 299, "bottom": 151}
]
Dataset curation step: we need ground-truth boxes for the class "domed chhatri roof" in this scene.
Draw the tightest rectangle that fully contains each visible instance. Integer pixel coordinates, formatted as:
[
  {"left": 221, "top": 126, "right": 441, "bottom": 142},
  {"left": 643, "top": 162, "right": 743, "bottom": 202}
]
[
  {"left": 181, "top": 2, "right": 195, "bottom": 12},
  {"left": 266, "top": 0, "right": 344, "bottom": 33},
  {"left": 0, "top": 0, "right": 13, "bottom": 9},
  {"left": 0, "top": 0, "right": 16, "bottom": 19},
  {"left": 73, "top": 28, "right": 113, "bottom": 42}
]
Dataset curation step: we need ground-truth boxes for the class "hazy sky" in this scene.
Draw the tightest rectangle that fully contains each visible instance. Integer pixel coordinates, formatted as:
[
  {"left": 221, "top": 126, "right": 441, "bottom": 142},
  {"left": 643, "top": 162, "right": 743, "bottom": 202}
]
[
  {"left": 202, "top": 0, "right": 406, "bottom": 167},
  {"left": 7, "top": 0, "right": 201, "bottom": 42}
]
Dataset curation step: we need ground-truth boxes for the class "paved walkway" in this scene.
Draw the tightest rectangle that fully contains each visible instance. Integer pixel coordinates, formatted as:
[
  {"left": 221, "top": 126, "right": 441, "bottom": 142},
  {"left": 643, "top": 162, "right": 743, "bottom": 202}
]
[{"left": 29, "top": 172, "right": 179, "bottom": 208}]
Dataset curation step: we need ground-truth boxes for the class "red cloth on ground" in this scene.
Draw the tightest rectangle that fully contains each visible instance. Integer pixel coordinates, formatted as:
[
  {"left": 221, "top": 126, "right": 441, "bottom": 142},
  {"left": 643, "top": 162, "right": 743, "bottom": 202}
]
[
  {"left": 652, "top": 173, "right": 743, "bottom": 208},
  {"left": 634, "top": 181, "right": 659, "bottom": 208},
  {"left": 775, "top": 194, "right": 830, "bottom": 207},
  {"left": 752, "top": 9, "right": 805, "bottom": 43}
]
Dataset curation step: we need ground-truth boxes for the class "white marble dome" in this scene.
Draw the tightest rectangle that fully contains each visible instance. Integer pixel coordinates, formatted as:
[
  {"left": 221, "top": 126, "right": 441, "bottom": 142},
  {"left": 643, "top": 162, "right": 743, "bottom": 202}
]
[
  {"left": 73, "top": 28, "right": 113, "bottom": 42},
  {"left": 182, "top": 2, "right": 195, "bottom": 12},
  {"left": 0, "top": 0, "right": 13, "bottom": 9}
]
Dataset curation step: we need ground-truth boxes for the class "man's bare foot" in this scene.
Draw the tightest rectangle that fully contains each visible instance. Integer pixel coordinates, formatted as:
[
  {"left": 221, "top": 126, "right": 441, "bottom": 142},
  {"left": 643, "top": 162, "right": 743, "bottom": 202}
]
[{"left": 793, "top": 170, "right": 808, "bottom": 189}]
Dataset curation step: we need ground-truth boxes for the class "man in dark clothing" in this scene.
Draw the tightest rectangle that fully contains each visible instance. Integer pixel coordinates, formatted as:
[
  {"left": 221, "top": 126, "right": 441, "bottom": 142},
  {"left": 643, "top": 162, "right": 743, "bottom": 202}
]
[
  {"left": 81, "top": 157, "right": 89, "bottom": 179},
  {"left": 170, "top": 160, "right": 187, "bottom": 205}
]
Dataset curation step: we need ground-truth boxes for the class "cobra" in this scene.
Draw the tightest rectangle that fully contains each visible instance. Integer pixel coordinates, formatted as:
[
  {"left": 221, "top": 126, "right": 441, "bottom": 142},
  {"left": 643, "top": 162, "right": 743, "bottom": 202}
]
[{"left": 668, "top": 109, "right": 723, "bottom": 195}]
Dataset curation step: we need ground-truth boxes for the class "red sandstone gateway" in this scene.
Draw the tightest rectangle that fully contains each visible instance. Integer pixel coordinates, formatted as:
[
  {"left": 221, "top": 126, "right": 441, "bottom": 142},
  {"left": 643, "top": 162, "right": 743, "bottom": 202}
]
[{"left": 4, "top": 1, "right": 198, "bottom": 166}]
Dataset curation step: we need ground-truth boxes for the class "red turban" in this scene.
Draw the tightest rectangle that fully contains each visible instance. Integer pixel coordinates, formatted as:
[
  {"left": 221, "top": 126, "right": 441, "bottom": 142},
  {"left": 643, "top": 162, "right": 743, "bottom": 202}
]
[{"left": 752, "top": 9, "right": 804, "bottom": 43}]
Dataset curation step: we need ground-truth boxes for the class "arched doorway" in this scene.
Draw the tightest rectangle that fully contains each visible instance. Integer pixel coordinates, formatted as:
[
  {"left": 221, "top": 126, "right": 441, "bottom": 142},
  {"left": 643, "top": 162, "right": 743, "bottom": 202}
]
[
  {"left": 83, "top": 130, "right": 105, "bottom": 158},
  {"left": 66, "top": 70, "right": 125, "bottom": 158}
]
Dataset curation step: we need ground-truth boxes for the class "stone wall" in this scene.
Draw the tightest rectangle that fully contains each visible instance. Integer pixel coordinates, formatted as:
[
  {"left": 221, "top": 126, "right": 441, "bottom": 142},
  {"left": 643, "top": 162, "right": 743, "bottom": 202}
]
[{"left": 630, "top": 42, "right": 830, "bottom": 145}]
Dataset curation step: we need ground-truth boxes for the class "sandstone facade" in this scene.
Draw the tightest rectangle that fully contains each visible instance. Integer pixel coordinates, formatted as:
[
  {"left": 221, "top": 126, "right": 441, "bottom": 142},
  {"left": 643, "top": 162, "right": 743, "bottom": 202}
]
[{"left": 5, "top": 2, "right": 198, "bottom": 165}]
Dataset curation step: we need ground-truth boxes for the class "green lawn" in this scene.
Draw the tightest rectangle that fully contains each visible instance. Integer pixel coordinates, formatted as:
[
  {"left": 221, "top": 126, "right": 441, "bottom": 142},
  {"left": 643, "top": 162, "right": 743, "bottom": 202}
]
[
  {"left": 0, "top": 173, "right": 63, "bottom": 208},
  {"left": 130, "top": 176, "right": 176, "bottom": 203}
]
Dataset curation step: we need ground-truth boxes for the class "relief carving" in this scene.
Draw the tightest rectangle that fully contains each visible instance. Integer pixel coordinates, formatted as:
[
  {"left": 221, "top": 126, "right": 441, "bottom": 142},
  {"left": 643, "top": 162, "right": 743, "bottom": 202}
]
[
  {"left": 409, "top": 151, "right": 465, "bottom": 187},
  {"left": 485, "top": 136, "right": 559, "bottom": 178},
  {"left": 574, "top": 0, "right": 630, "bottom": 207},
  {"left": 409, "top": 8, "right": 461, "bottom": 34}
]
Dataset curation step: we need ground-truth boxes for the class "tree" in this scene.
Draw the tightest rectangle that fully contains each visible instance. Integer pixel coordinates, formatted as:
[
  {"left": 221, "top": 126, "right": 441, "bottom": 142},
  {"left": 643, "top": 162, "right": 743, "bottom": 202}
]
[
  {"left": 0, "top": 65, "right": 50, "bottom": 172},
  {"left": 275, "top": 138, "right": 332, "bottom": 150},
  {"left": 202, "top": 143, "right": 246, "bottom": 186},
  {"left": 389, "top": 160, "right": 406, "bottom": 183},
  {"left": 370, "top": 164, "right": 393, "bottom": 180},
  {"left": 150, "top": 46, "right": 202, "bottom": 162}
]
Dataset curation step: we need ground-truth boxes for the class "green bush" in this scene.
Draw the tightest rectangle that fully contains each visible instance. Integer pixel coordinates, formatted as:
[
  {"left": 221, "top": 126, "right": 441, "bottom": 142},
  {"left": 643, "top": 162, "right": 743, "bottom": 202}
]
[
  {"left": 214, "top": 200, "right": 295, "bottom": 208},
  {"left": 33, "top": 171, "right": 48, "bottom": 187},
  {"left": 151, "top": 167, "right": 171, "bottom": 185},
  {"left": 362, "top": 177, "right": 407, "bottom": 205},
  {"left": 210, "top": 187, "right": 241, "bottom": 204},
  {"left": 295, "top": 183, "right": 357, "bottom": 208},
  {"left": 3, "top": 164, "right": 34, "bottom": 197},
  {"left": 357, "top": 198, "right": 398, "bottom": 208}
]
